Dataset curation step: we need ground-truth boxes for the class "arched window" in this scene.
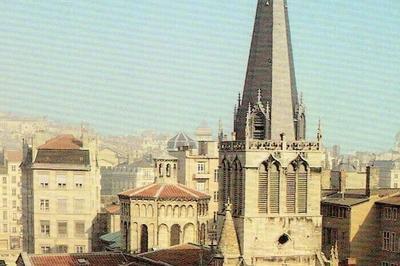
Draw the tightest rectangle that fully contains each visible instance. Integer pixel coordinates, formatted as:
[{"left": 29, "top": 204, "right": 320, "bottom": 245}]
[
  {"left": 253, "top": 112, "right": 266, "bottom": 140},
  {"left": 159, "top": 164, "right": 163, "bottom": 177},
  {"left": 222, "top": 159, "right": 231, "bottom": 206},
  {"left": 286, "top": 163, "right": 296, "bottom": 213},
  {"left": 166, "top": 164, "right": 171, "bottom": 177},
  {"left": 233, "top": 159, "right": 243, "bottom": 215},
  {"left": 297, "top": 163, "right": 308, "bottom": 213},
  {"left": 170, "top": 224, "right": 180, "bottom": 246},
  {"left": 140, "top": 224, "right": 148, "bottom": 253},
  {"left": 258, "top": 157, "right": 280, "bottom": 214}
]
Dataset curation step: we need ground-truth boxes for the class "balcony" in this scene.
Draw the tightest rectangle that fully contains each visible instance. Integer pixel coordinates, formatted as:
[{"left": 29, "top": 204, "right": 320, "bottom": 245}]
[{"left": 193, "top": 173, "right": 211, "bottom": 180}]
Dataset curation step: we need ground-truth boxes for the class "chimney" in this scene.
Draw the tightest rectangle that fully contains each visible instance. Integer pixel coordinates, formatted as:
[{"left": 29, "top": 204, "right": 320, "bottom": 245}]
[
  {"left": 366, "top": 166, "right": 371, "bottom": 198},
  {"left": 339, "top": 170, "right": 346, "bottom": 198}
]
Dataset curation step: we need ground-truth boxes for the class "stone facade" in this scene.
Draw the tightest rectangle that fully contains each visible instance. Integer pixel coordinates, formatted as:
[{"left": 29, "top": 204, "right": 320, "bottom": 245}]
[
  {"left": 216, "top": 0, "right": 329, "bottom": 265},
  {"left": 118, "top": 156, "right": 210, "bottom": 254},
  {"left": 0, "top": 150, "right": 23, "bottom": 266},
  {"left": 21, "top": 134, "right": 101, "bottom": 254}
]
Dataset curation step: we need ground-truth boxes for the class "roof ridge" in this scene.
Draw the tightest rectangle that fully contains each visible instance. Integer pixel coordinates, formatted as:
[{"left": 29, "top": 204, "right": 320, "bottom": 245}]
[
  {"left": 154, "top": 183, "right": 165, "bottom": 198},
  {"left": 176, "top": 184, "right": 200, "bottom": 199},
  {"left": 131, "top": 183, "right": 158, "bottom": 196}
]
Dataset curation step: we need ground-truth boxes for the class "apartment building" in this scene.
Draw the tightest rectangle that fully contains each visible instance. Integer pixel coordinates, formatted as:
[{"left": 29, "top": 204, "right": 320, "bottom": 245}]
[
  {"left": 21, "top": 134, "right": 101, "bottom": 254},
  {"left": 0, "top": 150, "right": 23, "bottom": 265}
]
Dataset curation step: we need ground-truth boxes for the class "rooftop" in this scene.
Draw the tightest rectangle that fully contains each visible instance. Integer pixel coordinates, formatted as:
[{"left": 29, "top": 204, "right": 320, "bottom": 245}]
[
  {"left": 4, "top": 150, "right": 22, "bottom": 162},
  {"left": 376, "top": 195, "right": 400, "bottom": 206},
  {"left": 119, "top": 183, "right": 209, "bottom": 201},
  {"left": 38, "top": 134, "right": 83, "bottom": 150},
  {"left": 104, "top": 204, "right": 120, "bottom": 215},
  {"left": 167, "top": 132, "right": 196, "bottom": 151},
  {"left": 140, "top": 243, "right": 217, "bottom": 266},
  {"left": 17, "top": 252, "right": 139, "bottom": 266}
]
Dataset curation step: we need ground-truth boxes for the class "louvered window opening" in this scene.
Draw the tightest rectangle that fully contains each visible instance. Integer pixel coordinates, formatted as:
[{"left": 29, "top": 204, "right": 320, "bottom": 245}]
[
  {"left": 253, "top": 113, "right": 265, "bottom": 140},
  {"left": 286, "top": 169, "right": 296, "bottom": 213},
  {"left": 297, "top": 170, "right": 308, "bottom": 213}
]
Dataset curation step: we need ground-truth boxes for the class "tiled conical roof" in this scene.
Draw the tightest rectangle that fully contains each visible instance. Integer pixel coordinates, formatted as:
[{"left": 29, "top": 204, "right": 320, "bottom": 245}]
[{"left": 119, "top": 183, "right": 209, "bottom": 201}]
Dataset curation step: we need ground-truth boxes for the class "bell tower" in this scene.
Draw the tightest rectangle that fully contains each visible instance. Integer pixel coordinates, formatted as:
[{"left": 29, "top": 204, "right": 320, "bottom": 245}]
[{"left": 218, "top": 1, "right": 327, "bottom": 265}]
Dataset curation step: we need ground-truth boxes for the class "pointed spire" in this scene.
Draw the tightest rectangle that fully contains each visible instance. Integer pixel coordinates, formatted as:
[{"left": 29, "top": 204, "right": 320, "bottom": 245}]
[
  {"left": 233, "top": 0, "right": 300, "bottom": 141},
  {"left": 300, "top": 92, "right": 304, "bottom": 105},
  {"left": 317, "top": 118, "right": 322, "bottom": 142},
  {"left": 266, "top": 101, "right": 270, "bottom": 118},
  {"left": 218, "top": 197, "right": 241, "bottom": 262},
  {"left": 218, "top": 119, "right": 224, "bottom": 142}
]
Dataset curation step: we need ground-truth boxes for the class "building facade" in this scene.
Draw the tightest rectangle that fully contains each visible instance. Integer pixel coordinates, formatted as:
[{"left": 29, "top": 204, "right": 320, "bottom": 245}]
[
  {"left": 0, "top": 150, "right": 23, "bottom": 265},
  {"left": 168, "top": 130, "right": 219, "bottom": 221},
  {"left": 216, "top": 0, "right": 328, "bottom": 265},
  {"left": 118, "top": 156, "right": 210, "bottom": 254},
  {"left": 375, "top": 196, "right": 400, "bottom": 266},
  {"left": 21, "top": 134, "right": 101, "bottom": 254}
]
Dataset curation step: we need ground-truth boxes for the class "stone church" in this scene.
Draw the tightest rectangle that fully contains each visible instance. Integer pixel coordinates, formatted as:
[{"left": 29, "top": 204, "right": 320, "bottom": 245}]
[{"left": 217, "top": 0, "right": 337, "bottom": 265}]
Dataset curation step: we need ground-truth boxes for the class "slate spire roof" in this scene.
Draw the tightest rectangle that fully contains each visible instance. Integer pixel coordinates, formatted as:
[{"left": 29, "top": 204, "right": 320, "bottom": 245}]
[{"left": 234, "top": 0, "right": 304, "bottom": 141}]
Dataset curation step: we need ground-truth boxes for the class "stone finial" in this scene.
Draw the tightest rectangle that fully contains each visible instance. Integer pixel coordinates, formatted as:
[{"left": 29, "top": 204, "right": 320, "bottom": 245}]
[
  {"left": 237, "top": 92, "right": 241, "bottom": 107},
  {"left": 257, "top": 88, "right": 262, "bottom": 103}
]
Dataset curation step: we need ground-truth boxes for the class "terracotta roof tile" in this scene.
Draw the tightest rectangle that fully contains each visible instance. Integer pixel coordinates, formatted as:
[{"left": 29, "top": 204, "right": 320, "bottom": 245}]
[
  {"left": 24, "top": 252, "right": 138, "bottom": 266},
  {"left": 376, "top": 195, "right": 400, "bottom": 206},
  {"left": 119, "top": 183, "right": 209, "bottom": 201},
  {"left": 140, "top": 243, "right": 215, "bottom": 266},
  {"left": 38, "top": 135, "right": 83, "bottom": 150},
  {"left": 4, "top": 150, "right": 22, "bottom": 162},
  {"left": 105, "top": 204, "right": 120, "bottom": 214}
]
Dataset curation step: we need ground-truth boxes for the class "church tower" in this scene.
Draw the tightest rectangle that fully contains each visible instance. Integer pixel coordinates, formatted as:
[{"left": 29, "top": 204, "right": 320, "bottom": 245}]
[{"left": 218, "top": 1, "right": 325, "bottom": 265}]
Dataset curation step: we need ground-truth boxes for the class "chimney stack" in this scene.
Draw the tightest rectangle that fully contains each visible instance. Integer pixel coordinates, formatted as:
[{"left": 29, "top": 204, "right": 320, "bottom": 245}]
[
  {"left": 339, "top": 170, "right": 346, "bottom": 198},
  {"left": 366, "top": 166, "right": 371, "bottom": 198}
]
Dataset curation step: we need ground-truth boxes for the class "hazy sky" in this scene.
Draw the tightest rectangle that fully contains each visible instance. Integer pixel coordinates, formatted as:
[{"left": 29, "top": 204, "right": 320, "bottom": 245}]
[{"left": 0, "top": 1, "right": 399, "bottom": 153}]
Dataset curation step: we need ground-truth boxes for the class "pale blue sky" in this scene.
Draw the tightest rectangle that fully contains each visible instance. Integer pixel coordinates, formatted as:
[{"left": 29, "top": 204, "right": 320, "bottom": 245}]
[{"left": 0, "top": 1, "right": 399, "bottom": 153}]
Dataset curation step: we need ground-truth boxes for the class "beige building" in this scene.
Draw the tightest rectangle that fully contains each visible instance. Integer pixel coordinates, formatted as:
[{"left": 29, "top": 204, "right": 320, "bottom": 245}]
[
  {"left": 21, "top": 134, "right": 101, "bottom": 254},
  {"left": 118, "top": 155, "right": 210, "bottom": 254},
  {"left": 168, "top": 130, "right": 219, "bottom": 220},
  {"left": 0, "top": 150, "right": 23, "bottom": 265},
  {"left": 321, "top": 167, "right": 400, "bottom": 265}
]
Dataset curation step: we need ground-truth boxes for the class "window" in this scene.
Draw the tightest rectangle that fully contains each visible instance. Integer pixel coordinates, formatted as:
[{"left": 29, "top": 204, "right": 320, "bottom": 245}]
[
  {"left": 381, "top": 262, "right": 399, "bottom": 266},
  {"left": 74, "top": 199, "right": 85, "bottom": 213},
  {"left": 75, "top": 222, "right": 85, "bottom": 236},
  {"left": 75, "top": 245, "right": 85, "bottom": 253},
  {"left": 383, "top": 207, "right": 398, "bottom": 220},
  {"left": 382, "top": 231, "right": 397, "bottom": 252},
  {"left": 55, "top": 245, "right": 68, "bottom": 253},
  {"left": 196, "top": 182, "right": 205, "bottom": 192},
  {"left": 2, "top": 224, "right": 7, "bottom": 233},
  {"left": 74, "top": 176, "right": 83, "bottom": 188},
  {"left": 12, "top": 200, "right": 16, "bottom": 209},
  {"left": 57, "top": 176, "right": 66, "bottom": 188},
  {"left": 11, "top": 165, "right": 16, "bottom": 172},
  {"left": 57, "top": 221, "right": 67, "bottom": 237},
  {"left": 214, "top": 169, "right": 218, "bottom": 182},
  {"left": 41, "top": 246, "right": 51, "bottom": 254},
  {"left": 3, "top": 211, "right": 7, "bottom": 220},
  {"left": 12, "top": 188, "right": 16, "bottom": 196},
  {"left": 58, "top": 199, "right": 67, "bottom": 212},
  {"left": 40, "top": 199, "right": 49, "bottom": 211},
  {"left": 213, "top": 191, "right": 218, "bottom": 202},
  {"left": 12, "top": 227, "right": 16, "bottom": 233},
  {"left": 12, "top": 213, "right": 16, "bottom": 221},
  {"left": 40, "top": 176, "right": 49, "bottom": 188},
  {"left": 2, "top": 199, "right": 7, "bottom": 208},
  {"left": 2, "top": 176, "right": 6, "bottom": 184},
  {"left": 197, "top": 163, "right": 205, "bottom": 174},
  {"left": 40, "top": 220, "right": 50, "bottom": 236},
  {"left": 2, "top": 187, "right": 6, "bottom": 195},
  {"left": 11, "top": 176, "right": 16, "bottom": 183}
]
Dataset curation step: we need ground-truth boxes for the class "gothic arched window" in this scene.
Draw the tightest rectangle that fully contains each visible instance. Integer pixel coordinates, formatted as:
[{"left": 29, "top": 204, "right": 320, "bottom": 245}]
[
  {"left": 258, "top": 158, "right": 280, "bottom": 214},
  {"left": 253, "top": 112, "right": 266, "bottom": 140},
  {"left": 297, "top": 163, "right": 308, "bottom": 213}
]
